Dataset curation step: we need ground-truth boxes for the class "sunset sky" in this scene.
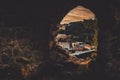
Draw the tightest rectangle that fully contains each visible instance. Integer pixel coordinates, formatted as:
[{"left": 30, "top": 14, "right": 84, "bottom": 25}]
[{"left": 60, "top": 6, "right": 95, "bottom": 24}]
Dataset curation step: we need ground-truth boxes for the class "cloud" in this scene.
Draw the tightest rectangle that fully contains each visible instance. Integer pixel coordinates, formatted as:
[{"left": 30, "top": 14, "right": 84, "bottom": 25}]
[{"left": 60, "top": 6, "right": 95, "bottom": 24}]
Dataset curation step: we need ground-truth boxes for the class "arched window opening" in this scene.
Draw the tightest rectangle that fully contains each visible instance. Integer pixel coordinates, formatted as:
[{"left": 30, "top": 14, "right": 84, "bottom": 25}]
[{"left": 50, "top": 6, "right": 99, "bottom": 65}]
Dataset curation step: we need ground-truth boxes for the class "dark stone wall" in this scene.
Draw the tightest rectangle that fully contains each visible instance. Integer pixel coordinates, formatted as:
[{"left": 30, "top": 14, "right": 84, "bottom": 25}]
[{"left": 0, "top": 0, "right": 119, "bottom": 80}]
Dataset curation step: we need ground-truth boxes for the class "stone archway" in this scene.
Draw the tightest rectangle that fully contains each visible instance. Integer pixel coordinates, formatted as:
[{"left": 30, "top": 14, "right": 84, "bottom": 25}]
[
  {"left": 49, "top": 6, "right": 101, "bottom": 80},
  {"left": 50, "top": 5, "right": 98, "bottom": 65},
  {"left": 49, "top": 1, "right": 115, "bottom": 80}
]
